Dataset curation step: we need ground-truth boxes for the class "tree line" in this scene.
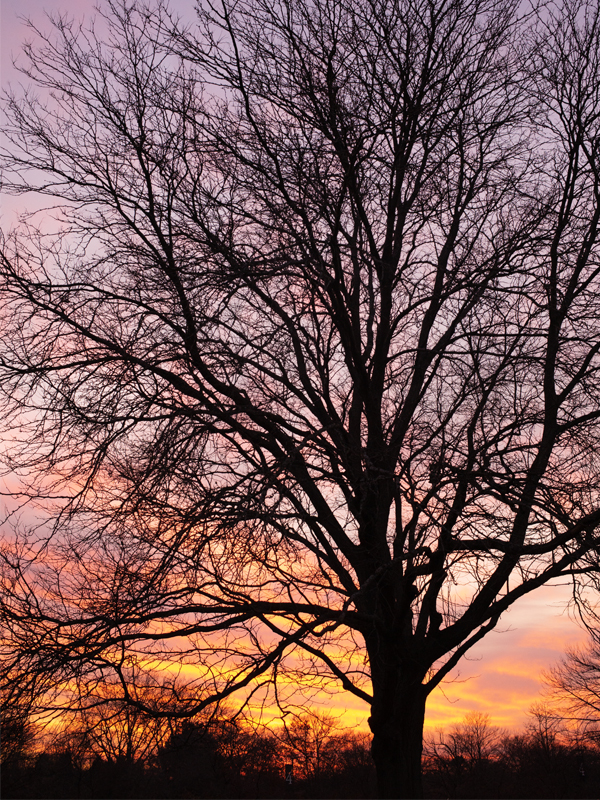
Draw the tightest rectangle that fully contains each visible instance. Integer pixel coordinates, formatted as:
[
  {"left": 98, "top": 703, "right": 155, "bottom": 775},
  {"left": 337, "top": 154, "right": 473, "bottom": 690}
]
[
  {"left": 2, "top": 704, "right": 600, "bottom": 799},
  {"left": 3, "top": 704, "right": 375, "bottom": 799},
  {"left": 6, "top": 635, "right": 600, "bottom": 798}
]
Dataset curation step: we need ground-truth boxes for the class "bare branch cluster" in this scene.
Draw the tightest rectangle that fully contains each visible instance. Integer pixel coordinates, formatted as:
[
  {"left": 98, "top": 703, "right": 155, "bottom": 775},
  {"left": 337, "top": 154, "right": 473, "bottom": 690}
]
[{"left": 3, "top": 0, "right": 600, "bottom": 794}]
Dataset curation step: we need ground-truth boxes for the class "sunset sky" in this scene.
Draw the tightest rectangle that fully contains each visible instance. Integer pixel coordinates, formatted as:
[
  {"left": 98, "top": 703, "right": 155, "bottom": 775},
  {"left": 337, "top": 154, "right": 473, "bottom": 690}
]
[
  {"left": 424, "top": 582, "right": 586, "bottom": 731},
  {"left": 0, "top": 0, "right": 592, "bottom": 738},
  {"left": 314, "top": 580, "right": 587, "bottom": 733}
]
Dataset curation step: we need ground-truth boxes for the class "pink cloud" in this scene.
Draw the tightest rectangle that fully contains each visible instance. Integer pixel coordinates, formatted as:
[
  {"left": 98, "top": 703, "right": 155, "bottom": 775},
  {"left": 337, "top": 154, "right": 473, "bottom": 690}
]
[{"left": 426, "top": 582, "right": 587, "bottom": 731}]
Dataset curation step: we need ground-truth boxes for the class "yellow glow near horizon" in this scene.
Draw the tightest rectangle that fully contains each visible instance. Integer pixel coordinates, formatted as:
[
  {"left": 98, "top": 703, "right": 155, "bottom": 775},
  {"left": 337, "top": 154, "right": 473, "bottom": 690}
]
[
  {"left": 423, "top": 582, "right": 587, "bottom": 732},
  {"left": 294, "top": 581, "right": 589, "bottom": 735}
]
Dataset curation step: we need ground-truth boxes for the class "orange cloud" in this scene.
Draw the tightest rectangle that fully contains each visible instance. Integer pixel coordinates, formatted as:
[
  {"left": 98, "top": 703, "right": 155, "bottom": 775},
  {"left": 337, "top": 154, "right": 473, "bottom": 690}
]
[{"left": 424, "top": 581, "right": 587, "bottom": 732}]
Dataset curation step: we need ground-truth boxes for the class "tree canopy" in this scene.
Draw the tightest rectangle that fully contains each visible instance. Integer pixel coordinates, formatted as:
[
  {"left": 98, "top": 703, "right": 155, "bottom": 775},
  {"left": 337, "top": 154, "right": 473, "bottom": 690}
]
[{"left": 3, "top": 0, "right": 600, "bottom": 795}]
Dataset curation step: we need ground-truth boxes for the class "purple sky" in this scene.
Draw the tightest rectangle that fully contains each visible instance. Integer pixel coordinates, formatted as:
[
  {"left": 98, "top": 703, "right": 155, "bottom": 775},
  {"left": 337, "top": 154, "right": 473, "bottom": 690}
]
[{"left": 2, "top": 0, "right": 92, "bottom": 86}]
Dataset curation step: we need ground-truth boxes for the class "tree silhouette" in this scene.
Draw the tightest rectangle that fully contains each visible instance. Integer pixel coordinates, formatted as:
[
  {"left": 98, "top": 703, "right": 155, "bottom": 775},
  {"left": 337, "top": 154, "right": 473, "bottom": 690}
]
[
  {"left": 3, "top": 0, "right": 600, "bottom": 795},
  {"left": 544, "top": 639, "right": 600, "bottom": 744},
  {"left": 0, "top": 689, "right": 35, "bottom": 772},
  {"left": 424, "top": 712, "right": 505, "bottom": 798},
  {"left": 280, "top": 711, "right": 340, "bottom": 785},
  {"left": 49, "top": 679, "right": 182, "bottom": 767}
]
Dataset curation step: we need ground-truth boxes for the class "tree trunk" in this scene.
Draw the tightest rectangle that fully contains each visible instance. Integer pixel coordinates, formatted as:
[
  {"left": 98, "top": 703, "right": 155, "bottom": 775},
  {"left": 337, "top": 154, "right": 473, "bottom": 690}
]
[{"left": 368, "top": 673, "right": 428, "bottom": 799}]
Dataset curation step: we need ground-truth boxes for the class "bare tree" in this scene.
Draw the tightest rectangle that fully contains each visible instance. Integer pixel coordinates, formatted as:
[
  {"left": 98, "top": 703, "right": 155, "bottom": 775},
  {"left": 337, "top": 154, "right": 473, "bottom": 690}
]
[
  {"left": 0, "top": 687, "right": 36, "bottom": 771},
  {"left": 280, "top": 710, "right": 341, "bottom": 784},
  {"left": 525, "top": 702, "right": 567, "bottom": 753},
  {"left": 3, "top": 0, "right": 600, "bottom": 795},
  {"left": 544, "top": 641, "right": 600, "bottom": 745},
  {"left": 424, "top": 712, "right": 504, "bottom": 797},
  {"left": 426, "top": 712, "right": 502, "bottom": 766},
  {"left": 47, "top": 679, "right": 184, "bottom": 767}
]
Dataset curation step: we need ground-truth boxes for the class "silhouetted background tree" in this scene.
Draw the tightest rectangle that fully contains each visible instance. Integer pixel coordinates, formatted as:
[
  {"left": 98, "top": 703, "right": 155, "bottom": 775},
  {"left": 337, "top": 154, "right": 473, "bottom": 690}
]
[
  {"left": 544, "top": 635, "right": 600, "bottom": 744},
  {"left": 423, "top": 705, "right": 598, "bottom": 800},
  {"left": 1, "top": 685, "right": 36, "bottom": 797},
  {"left": 4, "top": 0, "right": 600, "bottom": 795},
  {"left": 1, "top": 701, "right": 375, "bottom": 799},
  {"left": 424, "top": 712, "right": 505, "bottom": 798}
]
